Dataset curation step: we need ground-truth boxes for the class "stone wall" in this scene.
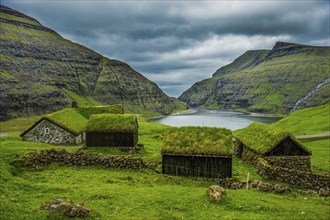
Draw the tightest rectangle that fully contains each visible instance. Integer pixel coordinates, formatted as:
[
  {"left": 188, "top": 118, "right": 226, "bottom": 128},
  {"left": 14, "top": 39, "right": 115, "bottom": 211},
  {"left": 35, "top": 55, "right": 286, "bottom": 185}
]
[
  {"left": 22, "top": 119, "right": 83, "bottom": 145},
  {"left": 264, "top": 156, "right": 311, "bottom": 171},
  {"left": 237, "top": 144, "right": 311, "bottom": 171},
  {"left": 241, "top": 146, "right": 260, "bottom": 166},
  {"left": 256, "top": 158, "right": 330, "bottom": 190},
  {"left": 23, "top": 149, "right": 148, "bottom": 169}
]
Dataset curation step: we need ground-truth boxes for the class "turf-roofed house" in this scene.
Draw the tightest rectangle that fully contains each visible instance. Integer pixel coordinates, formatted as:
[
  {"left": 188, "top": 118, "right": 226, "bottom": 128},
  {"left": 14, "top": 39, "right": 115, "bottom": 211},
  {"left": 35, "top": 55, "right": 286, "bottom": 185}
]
[
  {"left": 161, "top": 127, "right": 233, "bottom": 179},
  {"left": 85, "top": 114, "right": 138, "bottom": 148},
  {"left": 21, "top": 108, "right": 88, "bottom": 144},
  {"left": 20, "top": 104, "right": 124, "bottom": 145},
  {"left": 234, "top": 123, "right": 312, "bottom": 170}
]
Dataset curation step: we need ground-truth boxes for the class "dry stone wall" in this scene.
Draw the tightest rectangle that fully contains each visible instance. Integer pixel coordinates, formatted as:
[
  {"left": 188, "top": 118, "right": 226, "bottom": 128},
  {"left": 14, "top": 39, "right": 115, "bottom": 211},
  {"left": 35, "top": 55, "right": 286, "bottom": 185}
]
[
  {"left": 22, "top": 119, "right": 83, "bottom": 145},
  {"left": 256, "top": 158, "right": 330, "bottom": 190},
  {"left": 240, "top": 146, "right": 260, "bottom": 165},
  {"left": 24, "top": 149, "right": 148, "bottom": 169},
  {"left": 264, "top": 156, "right": 311, "bottom": 171}
]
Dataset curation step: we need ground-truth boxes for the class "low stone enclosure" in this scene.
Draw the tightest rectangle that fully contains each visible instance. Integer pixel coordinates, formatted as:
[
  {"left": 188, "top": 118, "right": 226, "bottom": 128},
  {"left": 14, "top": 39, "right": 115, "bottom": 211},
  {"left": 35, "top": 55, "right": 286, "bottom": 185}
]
[
  {"left": 161, "top": 127, "right": 233, "bottom": 179},
  {"left": 24, "top": 149, "right": 148, "bottom": 170},
  {"left": 256, "top": 158, "right": 330, "bottom": 190}
]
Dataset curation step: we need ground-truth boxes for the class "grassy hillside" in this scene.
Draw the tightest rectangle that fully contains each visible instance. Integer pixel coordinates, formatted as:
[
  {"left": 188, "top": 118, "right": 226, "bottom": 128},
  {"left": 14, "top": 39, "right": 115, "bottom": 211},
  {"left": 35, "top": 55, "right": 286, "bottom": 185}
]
[
  {"left": 270, "top": 104, "right": 330, "bottom": 136},
  {"left": 213, "top": 50, "right": 269, "bottom": 77},
  {"left": 0, "top": 120, "right": 329, "bottom": 219},
  {"left": 180, "top": 42, "right": 330, "bottom": 114},
  {"left": 0, "top": 4, "right": 185, "bottom": 121}
]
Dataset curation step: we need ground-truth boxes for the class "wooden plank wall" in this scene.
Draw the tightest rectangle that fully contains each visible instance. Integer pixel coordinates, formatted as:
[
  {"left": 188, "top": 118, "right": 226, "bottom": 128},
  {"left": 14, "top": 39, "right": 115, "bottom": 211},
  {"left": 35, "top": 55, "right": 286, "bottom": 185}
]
[
  {"left": 162, "top": 154, "right": 232, "bottom": 179},
  {"left": 266, "top": 138, "right": 310, "bottom": 156},
  {"left": 86, "top": 131, "right": 137, "bottom": 147}
]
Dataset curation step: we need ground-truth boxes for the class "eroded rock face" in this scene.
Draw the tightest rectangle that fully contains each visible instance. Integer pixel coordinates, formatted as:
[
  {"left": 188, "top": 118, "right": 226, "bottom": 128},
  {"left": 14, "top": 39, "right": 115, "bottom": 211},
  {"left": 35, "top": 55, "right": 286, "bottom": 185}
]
[{"left": 0, "top": 5, "right": 185, "bottom": 121}]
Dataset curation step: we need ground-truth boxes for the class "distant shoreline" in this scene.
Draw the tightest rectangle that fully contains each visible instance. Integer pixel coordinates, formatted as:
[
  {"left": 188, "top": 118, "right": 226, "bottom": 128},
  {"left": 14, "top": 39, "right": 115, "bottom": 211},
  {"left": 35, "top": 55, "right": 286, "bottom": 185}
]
[{"left": 173, "top": 108, "right": 284, "bottom": 118}]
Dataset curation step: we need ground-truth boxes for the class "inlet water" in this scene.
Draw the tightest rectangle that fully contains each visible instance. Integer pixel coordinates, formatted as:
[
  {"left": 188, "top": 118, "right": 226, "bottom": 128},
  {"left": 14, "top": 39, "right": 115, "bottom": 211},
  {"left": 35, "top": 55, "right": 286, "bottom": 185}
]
[{"left": 151, "top": 108, "right": 281, "bottom": 130}]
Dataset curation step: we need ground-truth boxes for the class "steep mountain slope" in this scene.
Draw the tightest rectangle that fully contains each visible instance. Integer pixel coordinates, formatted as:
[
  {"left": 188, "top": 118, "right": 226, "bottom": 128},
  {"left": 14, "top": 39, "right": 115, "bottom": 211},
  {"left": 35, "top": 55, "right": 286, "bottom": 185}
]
[
  {"left": 179, "top": 42, "right": 330, "bottom": 114},
  {"left": 0, "top": 5, "right": 185, "bottom": 121}
]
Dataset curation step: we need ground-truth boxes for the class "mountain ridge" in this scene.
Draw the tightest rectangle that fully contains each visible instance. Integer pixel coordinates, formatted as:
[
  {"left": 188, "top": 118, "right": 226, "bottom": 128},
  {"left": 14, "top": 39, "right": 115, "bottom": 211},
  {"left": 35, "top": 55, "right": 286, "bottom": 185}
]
[
  {"left": 179, "top": 41, "right": 330, "bottom": 114},
  {"left": 0, "top": 4, "right": 185, "bottom": 121}
]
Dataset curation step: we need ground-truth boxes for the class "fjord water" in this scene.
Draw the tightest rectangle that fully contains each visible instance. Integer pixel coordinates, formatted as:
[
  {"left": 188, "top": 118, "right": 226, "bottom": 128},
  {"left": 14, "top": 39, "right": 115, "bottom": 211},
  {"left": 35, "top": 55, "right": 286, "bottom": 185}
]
[{"left": 151, "top": 108, "right": 281, "bottom": 130}]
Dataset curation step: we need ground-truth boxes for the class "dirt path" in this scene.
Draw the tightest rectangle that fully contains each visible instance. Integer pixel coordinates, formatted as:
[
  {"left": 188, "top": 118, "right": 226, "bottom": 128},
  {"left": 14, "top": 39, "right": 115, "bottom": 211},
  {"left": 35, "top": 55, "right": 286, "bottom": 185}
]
[{"left": 296, "top": 132, "right": 330, "bottom": 140}]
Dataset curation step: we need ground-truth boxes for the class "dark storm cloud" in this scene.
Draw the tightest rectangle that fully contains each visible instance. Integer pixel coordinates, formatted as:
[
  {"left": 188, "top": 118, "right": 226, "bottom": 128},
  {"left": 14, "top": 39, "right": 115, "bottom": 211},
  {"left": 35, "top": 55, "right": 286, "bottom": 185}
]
[{"left": 3, "top": 0, "right": 329, "bottom": 97}]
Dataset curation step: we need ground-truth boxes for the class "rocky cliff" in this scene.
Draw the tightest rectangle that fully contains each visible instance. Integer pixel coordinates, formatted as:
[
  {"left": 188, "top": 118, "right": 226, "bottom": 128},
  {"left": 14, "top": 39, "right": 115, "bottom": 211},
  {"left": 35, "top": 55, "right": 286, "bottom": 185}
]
[
  {"left": 179, "top": 42, "right": 330, "bottom": 114},
  {"left": 0, "top": 5, "right": 185, "bottom": 121}
]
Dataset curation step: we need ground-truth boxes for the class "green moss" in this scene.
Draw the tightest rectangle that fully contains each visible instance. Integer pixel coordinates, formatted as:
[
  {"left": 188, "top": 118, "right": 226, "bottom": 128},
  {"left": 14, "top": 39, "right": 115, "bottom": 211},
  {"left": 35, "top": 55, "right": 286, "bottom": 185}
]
[
  {"left": 161, "top": 126, "right": 233, "bottom": 156},
  {"left": 234, "top": 123, "right": 310, "bottom": 155},
  {"left": 44, "top": 108, "right": 88, "bottom": 134},
  {"left": 78, "top": 105, "right": 123, "bottom": 118},
  {"left": 86, "top": 114, "right": 137, "bottom": 131},
  {"left": 0, "top": 12, "right": 41, "bottom": 26}
]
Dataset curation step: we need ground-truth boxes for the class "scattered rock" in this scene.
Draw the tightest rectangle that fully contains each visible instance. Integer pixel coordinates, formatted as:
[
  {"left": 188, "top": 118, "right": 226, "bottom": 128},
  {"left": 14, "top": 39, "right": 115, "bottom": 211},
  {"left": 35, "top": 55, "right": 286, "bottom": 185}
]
[
  {"left": 258, "top": 182, "right": 274, "bottom": 192},
  {"left": 207, "top": 185, "right": 226, "bottom": 201},
  {"left": 250, "top": 180, "right": 261, "bottom": 189},
  {"left": 298, "top": 190, "right": 318, "bottom": 196},
  {"left": 318, "top": 188, "right": 330, "bottom": 197},
  {"left": 274, "top": 184, "right": 292, "bottom": 194},
  {"left": 40, "top": 199, "right": 91, "bottom": 218}
]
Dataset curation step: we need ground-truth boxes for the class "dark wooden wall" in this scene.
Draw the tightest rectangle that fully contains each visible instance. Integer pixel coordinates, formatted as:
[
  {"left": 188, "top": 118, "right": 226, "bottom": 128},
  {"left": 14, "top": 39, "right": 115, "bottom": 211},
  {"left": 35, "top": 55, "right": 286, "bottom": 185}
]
[
  {"left": 264, "top": 138, "right": 310, "bottom": 156},
  {"left": 162, "top": 154, "right": 232, "bottom": 179},
  {"left": 86, "top": 130, "right": 138, "bottom": 147}
]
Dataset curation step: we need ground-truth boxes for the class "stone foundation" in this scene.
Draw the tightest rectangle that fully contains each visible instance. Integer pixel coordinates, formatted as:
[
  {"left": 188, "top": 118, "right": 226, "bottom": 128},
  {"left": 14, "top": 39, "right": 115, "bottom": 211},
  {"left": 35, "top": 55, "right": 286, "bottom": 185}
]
[
  {"left": 264, "top": 156, "right": 311, "bottom": 171},
  {"left": 256, "top": 158, "right": 330, "bottom": 190}
]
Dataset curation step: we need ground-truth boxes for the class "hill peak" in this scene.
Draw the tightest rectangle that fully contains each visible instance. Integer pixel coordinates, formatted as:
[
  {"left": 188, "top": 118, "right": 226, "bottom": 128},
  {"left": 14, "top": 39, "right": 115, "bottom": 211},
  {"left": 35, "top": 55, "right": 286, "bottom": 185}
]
[{"left": 272, "top": 41, "right": 310, "bottom": 50}]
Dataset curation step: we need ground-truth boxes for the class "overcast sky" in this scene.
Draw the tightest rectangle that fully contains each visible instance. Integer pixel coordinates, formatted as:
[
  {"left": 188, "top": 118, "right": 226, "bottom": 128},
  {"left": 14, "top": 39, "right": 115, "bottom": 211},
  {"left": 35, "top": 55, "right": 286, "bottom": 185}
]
[{"left": 3, "top": 0, "right": 330, "bottom": 97}]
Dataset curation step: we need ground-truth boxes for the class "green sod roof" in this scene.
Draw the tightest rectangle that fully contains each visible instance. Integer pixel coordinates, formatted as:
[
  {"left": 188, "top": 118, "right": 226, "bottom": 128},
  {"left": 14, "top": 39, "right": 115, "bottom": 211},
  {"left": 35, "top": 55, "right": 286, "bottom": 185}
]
[
  {"left": 78, "top": 104, "right": 123, "bottom": 118},
  {"left": 234, "top": 123, "right": 311, "bottom": 155},
  {"left": 86, "top": 114, "right": 137, "bottom": 132},
  {"left": 44, "top": 108, "right": 88, "bottom": 135},
  {"left": 161, "top": 126, "right": 233, "bottom": 156}
]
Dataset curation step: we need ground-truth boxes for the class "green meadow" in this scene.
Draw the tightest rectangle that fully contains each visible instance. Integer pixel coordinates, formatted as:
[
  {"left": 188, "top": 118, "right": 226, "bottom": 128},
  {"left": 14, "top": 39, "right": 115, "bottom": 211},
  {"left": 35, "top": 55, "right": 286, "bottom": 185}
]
[{"left": 0, "top": 114, "right": 329, "bottom": 219}]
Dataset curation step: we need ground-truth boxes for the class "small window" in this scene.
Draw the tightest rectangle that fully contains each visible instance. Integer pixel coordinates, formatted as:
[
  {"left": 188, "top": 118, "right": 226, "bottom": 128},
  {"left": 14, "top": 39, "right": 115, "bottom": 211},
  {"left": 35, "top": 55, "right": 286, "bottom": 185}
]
[{"left": 45, "top": 128, "right": 49, "bottom": 134}]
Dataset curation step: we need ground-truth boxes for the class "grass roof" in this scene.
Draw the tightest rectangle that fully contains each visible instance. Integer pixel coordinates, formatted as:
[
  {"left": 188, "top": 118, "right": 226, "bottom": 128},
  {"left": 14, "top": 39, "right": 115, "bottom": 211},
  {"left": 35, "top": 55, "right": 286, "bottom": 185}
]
[
  {"left": 44, "top": 108, "right": 88, "bottom": 134},
  {"left": 161, "top": 126, "right": 233, "bottom": 156},
  {"left": 78, "top": 104, "right": 123, "bottom": 118},
  {"left": 86, "top": 114, "right": 137, "bottom": 132},
  {"left": 234, "top": 123, "right": 311, "bottom": 155}
]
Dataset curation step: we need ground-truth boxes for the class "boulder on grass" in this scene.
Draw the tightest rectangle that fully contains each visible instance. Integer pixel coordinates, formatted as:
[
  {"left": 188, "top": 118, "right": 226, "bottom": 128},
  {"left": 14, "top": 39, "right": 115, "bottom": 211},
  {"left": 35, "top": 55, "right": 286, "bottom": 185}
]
[
  {"left": 207, "top": 185, "right": 226, "bottom": 201},
  {"left": 40, "top": 199, "right": 91, "bottom": 218},
  {"left": 318, "top": 188, "right": 330, "bottom": 197}
]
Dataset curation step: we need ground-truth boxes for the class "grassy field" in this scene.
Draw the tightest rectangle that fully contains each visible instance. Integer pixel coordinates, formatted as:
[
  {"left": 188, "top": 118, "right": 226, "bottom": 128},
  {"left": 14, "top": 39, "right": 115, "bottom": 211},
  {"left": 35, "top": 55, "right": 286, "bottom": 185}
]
[
  {"left": 270, "top": 104, "right": 330, "bottom": 136},
  {"left": 1, "top": 115, "right": 330, "bottom": 219}
]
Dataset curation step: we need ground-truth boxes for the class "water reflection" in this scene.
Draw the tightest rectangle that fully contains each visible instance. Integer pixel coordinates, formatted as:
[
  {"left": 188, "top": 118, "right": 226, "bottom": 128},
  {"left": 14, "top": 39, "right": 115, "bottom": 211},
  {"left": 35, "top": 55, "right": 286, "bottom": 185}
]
[{"left": 151, "top": 108, "right": 281, "bottom": 130}]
